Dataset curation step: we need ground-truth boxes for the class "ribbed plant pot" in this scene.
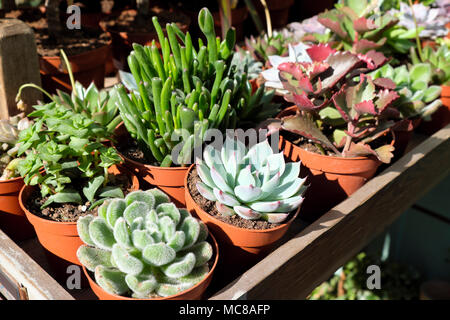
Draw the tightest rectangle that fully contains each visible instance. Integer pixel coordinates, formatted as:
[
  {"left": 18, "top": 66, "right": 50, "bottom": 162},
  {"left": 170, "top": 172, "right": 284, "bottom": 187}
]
[
  {"left": 19, "top": 165, "right": 139, "bottom": 266},
  {"left": 39, "top": 44, "right": 110, "bottom": 94},
  {"left": 0, "top": 176, "right": 35, "bottom": 241},
  {"left": 185, "top": 164, "right": 299, "bottom": 268},
  {"left": 83, "top": 233, "right": 219, "bottom": 300},
  {"left": 418, "top": 85, "right": 450, "bottom": 135},
  {"left": 113, "top": 123, "right": 188, "bottom": 207}
]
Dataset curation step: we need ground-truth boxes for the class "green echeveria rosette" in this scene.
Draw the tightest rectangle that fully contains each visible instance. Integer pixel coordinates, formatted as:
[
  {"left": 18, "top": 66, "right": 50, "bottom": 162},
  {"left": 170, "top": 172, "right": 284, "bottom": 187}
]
[
  {"left": 76, "top": 189, "right": 214, "bottom": 299},
  {"left": 195, "top": 138, "right": 307, "bottom": 224}
]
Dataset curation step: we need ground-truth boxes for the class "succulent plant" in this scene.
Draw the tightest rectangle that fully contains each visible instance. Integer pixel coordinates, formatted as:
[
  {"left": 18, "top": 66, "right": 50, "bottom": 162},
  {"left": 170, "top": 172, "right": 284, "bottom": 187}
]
[
  {"left": 116, "top": 8, "right": 279, "bottom": 167},
  {"left": 370, "top": 62, "right": 443, "bottom": 119},
  {"left": 195, "top": 137, "right": 307, "bottom": 223},
  {"left": 285, "top": 15, "right": 329, "bottom": 43},
  {"left": 230, "top": 48, "right": 263, "bottom": 81},
  {"left": 410, "top": 44, "right": 450, "bottom": 85},
  {"left": 244, "top": 31, "right": 293, "bottom": 63},
  {"left": 390, "top": 2, "right": 450, "bottom": 39},
  {"left": 0, "top": 113, "right": 32, "bottom": 181},
  {"left": 77, "top": 189, "right": 213, "bottom": 298},
  {"left": 263, "top": 47, "right": 400, "bottom": 164},
  {"left": 16, "top": 50, "right": 121, "bottom": 136},
  {"left": 316, "top": 0, "right": 418, "bottom": 55}
]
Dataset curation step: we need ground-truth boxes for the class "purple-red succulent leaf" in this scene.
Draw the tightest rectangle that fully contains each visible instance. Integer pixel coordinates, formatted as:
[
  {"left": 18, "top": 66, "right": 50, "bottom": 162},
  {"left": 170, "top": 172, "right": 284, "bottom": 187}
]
[
  {"left": 353, "top": 100, "right": 377, "bottom": 115},
  {"left": 332, "top": 86, "right": 352, "bottom": 122},
  {"left": 373, "top": 77, "right": 396, "bottom": 90},
  {"left": 306, "top": 44, "right": 336, "bottom": 62},
  {"left": 318, "top": 11, "right": 348, "bottom": 39},
  {"left": 353, "top": 39, "right": 383, "bottom": 54},
  {"left": 321, "top": 52, "right": 363, "bottom": 92},
  {"left": 344, "top": 142, "right": 394, "bottom": 164},
  {"left": 357, "top": 50, "right": 389, "bottom": 69},
  {"left": 281, "top": 114, "right": 340, "bottom": 154},
  {"left": 353, "top": 17, "right": 378, "bottom": 34},
  {"left": 375, "top": 89, "right": 399, "bottom": 114}
]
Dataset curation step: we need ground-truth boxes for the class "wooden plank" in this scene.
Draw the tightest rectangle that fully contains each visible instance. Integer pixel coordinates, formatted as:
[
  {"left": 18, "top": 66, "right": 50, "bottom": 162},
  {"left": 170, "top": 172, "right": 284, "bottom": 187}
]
[
  {"left": 211, "top": 124, "right": 450, "bottom": 300},
  {"left": 0, "top": 229, "right": 74, "bottom": 300},
  {"left": 0, "top": 18, "right": 42, "bottom": 118}
]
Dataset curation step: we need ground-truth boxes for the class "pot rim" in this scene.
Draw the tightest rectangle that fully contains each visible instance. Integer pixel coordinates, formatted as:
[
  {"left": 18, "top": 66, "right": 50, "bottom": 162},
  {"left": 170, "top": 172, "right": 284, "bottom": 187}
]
[
  {"left": 19, "top": 165, "right": 139, "bottom": 226},
  {"left": 185, "top": 164, "right": 300, "bottom": 234},
  {"left": 0, "top": 175, "right": 24, "bottom": 184},
  {"left": 82, "top": 232, "right": 219, "bottom": 300}
]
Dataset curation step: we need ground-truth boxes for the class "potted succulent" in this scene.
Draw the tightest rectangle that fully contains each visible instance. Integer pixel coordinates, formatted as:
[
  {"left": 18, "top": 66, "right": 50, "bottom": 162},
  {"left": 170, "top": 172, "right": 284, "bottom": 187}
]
[
  {"left": 185, "top": 136, "right": 306, "bottom": 276},
  {"left": 14, "top": 57, "right": 139, "bottom": 266},
  {"left": 77, "top": 189, "right": 218, "bottom": 300},
  {"left": 244, "top": 30, "right": 293, "bottom": 66},
  {"left": 32, "top": 0, "right": 111, "bottom": 93},
  {"left": 0, "top": 114, "right": 35, "bottom": 241},
  {"left": 263, "top": 46, "right": 400, "bottom": 221},
  {"left": 100, "top": 0, "right": 190, "bottom": 71},
  {"left": 114, "top": 8, "right": 279, "bottom": 207}
]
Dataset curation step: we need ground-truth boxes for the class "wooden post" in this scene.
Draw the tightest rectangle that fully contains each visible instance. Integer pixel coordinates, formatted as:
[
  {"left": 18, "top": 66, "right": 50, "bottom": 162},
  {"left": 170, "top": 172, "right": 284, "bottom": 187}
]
[{"left": 0, "top": 18, "right": 42, "bottom": 119}]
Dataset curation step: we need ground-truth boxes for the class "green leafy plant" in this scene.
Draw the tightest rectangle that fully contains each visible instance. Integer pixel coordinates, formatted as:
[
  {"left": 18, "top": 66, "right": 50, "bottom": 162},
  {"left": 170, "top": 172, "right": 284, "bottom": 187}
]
[
  {"left": 195, "top": 137, "right": 307, "bottom": 223},
  {"left": 77, "top": 189, "right": 214, "bottom": 298},
  {"left": 370, "top": 63, "right": 443, "bottom": 119},
  {"left": 410, "top": 44, "right": 450, "bottom": 86},
  {"left": 16, "top": 99, "right": 123, "bottom": 209},
  {"left": 265, "top": 46, "right": 400, "bottom": 163},
  {"left": 17, "top": 51, "right": 122, "bottom": 136},
  {"left": 316, "top": 0, "right": 419, "bottom": 56},
  {"left": 244, "top": 31, "right": 293, "bottom": 64},
  {"left": 116, "top": 7, "right": 279, "bottom": 167},
  {"left": 0, "top": 113, "right": 33, "bottom": 181},
  {"left": 309, "top": 251, "right": 422, "bottom": 300}
]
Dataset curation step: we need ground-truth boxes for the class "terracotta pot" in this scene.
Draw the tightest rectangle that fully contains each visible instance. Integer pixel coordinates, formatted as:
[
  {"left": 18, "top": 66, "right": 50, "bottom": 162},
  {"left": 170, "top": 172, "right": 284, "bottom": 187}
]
[
  {"left": 40, "top": 44, "right": 110, "bottom": 94},
  {"left": 277, "top": 106, "right": 383, "bottom": 221},
  {"left": 254, "top": 0, "right": 294, "bottom": 29},
  {"left": 0, "top": 176, "right": 35, "bottom": 241},
  {"left": 102, "top": 10, "right": 190, "bottom": 71},
  {"left": 83, "top": 233, "right": 219, "bottom": 300},
  {"left": 418, "top": 85, "right": 450, "bottom": 135},
  {"left": 19, "top": 165, "right": 139, "bottom": 265},
  {"left": 185, "top": 165, "right": 299, "bottom": 255},
  {"left": 113, "top": 123, "right": 188, "bottom": 207}
]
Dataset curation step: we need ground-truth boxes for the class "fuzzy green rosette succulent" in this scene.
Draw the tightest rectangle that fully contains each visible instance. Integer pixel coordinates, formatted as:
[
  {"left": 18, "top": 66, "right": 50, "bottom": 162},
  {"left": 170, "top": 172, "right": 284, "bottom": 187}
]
[
  {"left": 77, "top": 189, "right": 214, "bottom": 298},
  {"left": 195, "top": 138, "right": 307, "bottom": 223}
]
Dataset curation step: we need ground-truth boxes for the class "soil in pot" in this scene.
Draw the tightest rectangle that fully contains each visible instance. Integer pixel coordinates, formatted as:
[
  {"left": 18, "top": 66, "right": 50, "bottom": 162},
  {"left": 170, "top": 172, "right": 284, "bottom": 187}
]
[
  {"left": 100, "top": 5, "right": 190, "bottom": 71},
  {"left": 6, "top": 9, "right": 111, "bottom": 94}
]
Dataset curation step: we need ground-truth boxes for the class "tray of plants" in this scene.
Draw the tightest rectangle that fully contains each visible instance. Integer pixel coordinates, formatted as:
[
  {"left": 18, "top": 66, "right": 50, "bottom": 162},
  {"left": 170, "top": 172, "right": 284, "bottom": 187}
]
[{"left": 0, "top": 0, "right": 449, "bottom": 301}]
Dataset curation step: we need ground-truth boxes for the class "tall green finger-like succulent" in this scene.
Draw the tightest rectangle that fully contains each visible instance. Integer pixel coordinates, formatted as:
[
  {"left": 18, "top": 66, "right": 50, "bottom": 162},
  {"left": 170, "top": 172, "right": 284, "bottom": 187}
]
[
  {"left": 77, "top": 189, "right": 214, "bottom": 298},
  {"left": 195, "top": 138, "right": 307, "bottom": 224},
  {"left": 116, "top": 7, "right": 279, "bottom": 168}
]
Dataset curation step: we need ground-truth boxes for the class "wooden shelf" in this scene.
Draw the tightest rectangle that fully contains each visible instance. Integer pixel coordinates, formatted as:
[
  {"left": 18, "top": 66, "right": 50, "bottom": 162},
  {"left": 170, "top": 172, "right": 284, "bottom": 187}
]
[{"left": 1, "top": 124, "right": 449, "bottom": 300}]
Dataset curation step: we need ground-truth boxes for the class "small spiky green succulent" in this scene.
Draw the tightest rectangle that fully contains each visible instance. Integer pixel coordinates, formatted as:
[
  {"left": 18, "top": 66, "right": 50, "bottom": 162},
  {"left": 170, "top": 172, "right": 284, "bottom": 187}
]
[
  {"left": 195, "top": 138, "right": 307, "bottom": 223},
  {"left": 77, "top": 189, "right": 214, "bottom": 299},
  {"left": 0, "top": 113, "right": 32, "bottom": 181},
  {"left": 245, "top": 31, "right": 293, "bottom": 63}
]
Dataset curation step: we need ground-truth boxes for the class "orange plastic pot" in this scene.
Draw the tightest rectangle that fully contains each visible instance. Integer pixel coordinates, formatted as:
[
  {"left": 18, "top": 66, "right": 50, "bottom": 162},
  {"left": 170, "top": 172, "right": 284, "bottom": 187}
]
[
  {"left": 19, "top": 165, "right": 139, "bottom": 265},
  {"left": 184, "top": 165, "right": 299, "bottom": 255},
  {"left": 39, "top": 44, "right": 110, "bottom": 94},
  {"left": 114, "top": 123, "right": 188, "bottom": 207},
  {"left": 418, "top": 85, "right": 450, "bottom": 135},
  {"left": 0, "top": 176, "right": 35, "bottom": 241},
  {"left": 83, "top": 233, "right": 219, "bottom": 300}
]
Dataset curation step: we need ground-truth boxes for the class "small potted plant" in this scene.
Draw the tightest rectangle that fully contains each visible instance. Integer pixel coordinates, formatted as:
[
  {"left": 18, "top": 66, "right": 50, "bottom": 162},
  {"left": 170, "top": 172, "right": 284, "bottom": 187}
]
[
  {"left": 77, "top": 189, "right": 218, "bottom": 300},
  {"left": 263, "top": 47, "right": 400, "bottom": 221},
  {"left": 185, "top": 136, "right": 306, "bottom": 275},
  {"left": 15, "top": 60, "right": 139, "bottom": 266},
  {"left": 114, "top": 8, "right": 279, "bottom": 207},
  {"left": 0, "top": 113, "right": 35, "bottom": 241}
]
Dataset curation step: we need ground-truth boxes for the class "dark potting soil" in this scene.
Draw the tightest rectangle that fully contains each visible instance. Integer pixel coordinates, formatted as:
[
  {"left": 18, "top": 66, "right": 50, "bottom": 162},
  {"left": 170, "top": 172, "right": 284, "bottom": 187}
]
[
  {"left": 6, "top": 9, "right": 110, "bottom": 57},
  {"left": 187, "top": 167, "right": 292, "bottom": 231},
  {"left": 116, "top": 138, "right": 160, "bottom": 167},
  {"left": 101, "top": 7, "right": 190, "bottom": 34},
  {"left": 282, "top": 131, "right": 336, "bottom": 156},
  {"left": 25, "top": 173, "right": 133, "bottom": 223}
]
